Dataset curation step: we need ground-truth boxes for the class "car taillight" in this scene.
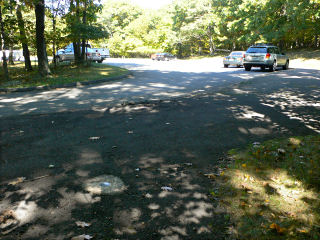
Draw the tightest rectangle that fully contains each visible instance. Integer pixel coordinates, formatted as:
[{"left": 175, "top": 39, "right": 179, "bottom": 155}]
[
  {"left": 266, "top": 53, "right": 271, "bottom": 59},
  {"left": 86, "top": 53, "right": 91, "bottom": 56},
  {"left": 243, "top": 54, "right": 246, "bottom": 58}
]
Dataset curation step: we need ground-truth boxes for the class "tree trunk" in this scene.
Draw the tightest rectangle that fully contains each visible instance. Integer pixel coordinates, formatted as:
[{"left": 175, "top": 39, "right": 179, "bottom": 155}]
[
  {"left": 73, "top": 0, "right": 81, "bottom": 64},
  {"left": 81, "top": 0, "right": 87, "bottom": 61},
  {"left": 16, "top": 3, "right": 32, "bottom": 71},
  {"left": 35, "top": 0, "right": 51, "bottom": 76},
  {"left": 8, "top": 48, "right": 14, "bottom": 65},
  {"left": 52, "top": 15, "right": 56, "bottom": 66},
  {"left": 0, "top": 6, "right": 9, "bottom": 81}
]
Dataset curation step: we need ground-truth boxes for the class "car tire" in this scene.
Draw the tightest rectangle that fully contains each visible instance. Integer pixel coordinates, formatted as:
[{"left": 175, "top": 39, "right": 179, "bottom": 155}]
[
  {"left": 244, "top": 65, "right": 251, "bottom": 71},
  {"left": 236, "top": 65, "right": 241, "bottom": 68},
  {"left": 269, "top": 61, "right": 277, "bottom": 72},
  {"left": 224, "top": 64, "right": 229, "bottom": 68},
  {"left": 261, "top": 66, "right": 265, "bottom": 71},
  {"left": 97, "top": 60, "right": 103, "bottom": 63},
  {"left": 283, "top": 60, "right": 289, "bottom": 70}
]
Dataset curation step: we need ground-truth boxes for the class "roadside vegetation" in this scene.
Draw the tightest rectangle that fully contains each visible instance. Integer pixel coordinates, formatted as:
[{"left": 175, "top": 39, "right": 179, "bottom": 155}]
[
  {"left": 101, "top": 0, "right": 320, "bottom": 58},
  {"left": 0, "top": 62, "right": 128, "bottom": 89},
  {"left": 212, "top": 135, "right": 320, "bottom": 239},
  {"left": 1, "top": 0, "right": 319, "bottom": 83}
]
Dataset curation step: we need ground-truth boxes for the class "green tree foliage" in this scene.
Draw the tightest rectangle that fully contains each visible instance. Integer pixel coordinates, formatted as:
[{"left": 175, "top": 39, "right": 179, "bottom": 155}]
[{"left": 101, "top": 0, "right": 320, "bottom": 58}]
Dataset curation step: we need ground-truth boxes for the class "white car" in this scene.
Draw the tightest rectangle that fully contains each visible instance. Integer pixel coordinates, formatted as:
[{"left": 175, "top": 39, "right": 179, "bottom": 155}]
[
  {"left": 56, "top": 47, "right": 102, "bottom": 63},
  {"left": 223, "top": 51, "right": 246, "bottom": 68},
  {"left": 92, "top": 48, "right": 110, "bottom": 61}
]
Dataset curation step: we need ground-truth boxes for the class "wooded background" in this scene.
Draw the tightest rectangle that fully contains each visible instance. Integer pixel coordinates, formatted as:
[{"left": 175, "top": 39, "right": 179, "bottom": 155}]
[{"left": 1, "top": 0, "right": 319, "bottom": 78}]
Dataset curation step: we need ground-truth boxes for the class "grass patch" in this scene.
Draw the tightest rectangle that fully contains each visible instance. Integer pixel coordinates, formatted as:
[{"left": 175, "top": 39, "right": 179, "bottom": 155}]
[
  {"left": 0, "top": 61, "right": 129, "bottom": 89},
  {"left": 213, "top": 135, "right": 320, "bottom": 239},
  {"left": 286, "top": 49, "right": 320, "bottom": 61}
]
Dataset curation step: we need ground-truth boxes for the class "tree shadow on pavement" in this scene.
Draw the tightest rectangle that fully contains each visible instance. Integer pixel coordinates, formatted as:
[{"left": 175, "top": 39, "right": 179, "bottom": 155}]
[{"left": 0, "top": 67, "right": 320, "bottom": 239}]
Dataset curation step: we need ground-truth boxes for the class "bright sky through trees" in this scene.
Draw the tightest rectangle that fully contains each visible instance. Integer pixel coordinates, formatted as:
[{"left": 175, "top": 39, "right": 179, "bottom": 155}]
[
  {"left": 102, "top": 0, "right": 173, "bottom": 9},
  {"left": 131, "top": 0, "right": 172, "bottom": 9}
]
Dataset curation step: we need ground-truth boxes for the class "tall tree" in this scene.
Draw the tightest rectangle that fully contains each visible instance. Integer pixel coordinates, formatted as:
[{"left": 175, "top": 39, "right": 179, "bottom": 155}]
[
  {"left": 16, "top": 0, "right": 32, "bottom": 71},
  {"left": 80, "top": 0, "right": 87, "bottom": 61},
  {"left": 47, "top": 0, "right": 62, "bottom": 66},
  {"left": 34, "top": 0, "right": 51, "bottom": 76},
  {"left": 0, "top": 3, "right": 9, "bottom": 81}
]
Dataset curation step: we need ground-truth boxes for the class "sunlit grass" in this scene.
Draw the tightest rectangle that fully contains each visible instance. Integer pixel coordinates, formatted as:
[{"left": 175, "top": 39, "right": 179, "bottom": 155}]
[
  {"left": 0, "top": 62, "right": 128, "bottom": 89},
  {"left": 214, "top": 135, "right": 320, "bottom": 239},
  {"left": 287, "top": 49, "right": 320, "bottom": 61}
]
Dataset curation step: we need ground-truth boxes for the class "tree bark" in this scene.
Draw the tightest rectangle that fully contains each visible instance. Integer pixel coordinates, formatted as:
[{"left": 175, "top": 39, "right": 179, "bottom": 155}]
[
  {"left": 52, "top": 14, "right": 57, "bottom": 66},
  {"left": 16, "top": 3, "right": 32, "bottom": 71},
  {"left": 81, "top": 0, "right": 87, "bottom": 61},
  {"left": 9, "top": 48, "right": 14, "bottom": 65},
  {"left": 0, "top": 6, "right": 9, "bottom": 81},
  {"left": 73, "top": 0, "right": 81, "bottom": 64},
  {"left": 35, "top": 0, "right": 51, "bottom": 76}
]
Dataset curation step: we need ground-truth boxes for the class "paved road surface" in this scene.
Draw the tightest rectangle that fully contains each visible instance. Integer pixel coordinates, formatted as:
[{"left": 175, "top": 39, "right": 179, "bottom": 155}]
[
  {"left": 1, "top": 58, "right": 320, "bottom": 240},
  {"left": 0, "top": 58, "right": 271, "bottom": 118}
]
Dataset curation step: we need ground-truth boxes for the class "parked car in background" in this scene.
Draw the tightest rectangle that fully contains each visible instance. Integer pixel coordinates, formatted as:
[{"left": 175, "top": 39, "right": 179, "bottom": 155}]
[
  {"left": 243, "top": 43, "right": 289, "bottom": 72},
  {"left": 92, "top": 48, "right": 110, "bottom": 60},
  {"left": 223, "top": 51, "right": 245, "bottom": 68},
  {"left": 0, "top": 50, "right": 24, "bottom": 61},
  {"left": 151, "top": 53, "right": 157, "bottom": 60},
  {"left": 56, "top": 47, "right": 102, "bottom": 63},
  {"left": 153, "top": 53, "right": 176, "bottom": 61}
]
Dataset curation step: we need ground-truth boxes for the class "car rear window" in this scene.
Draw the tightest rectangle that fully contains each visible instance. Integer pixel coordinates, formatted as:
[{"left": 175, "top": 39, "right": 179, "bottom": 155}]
[
  {"left": 246, "top": 47, "right": 267, "bottom": 53},
  {"left": 231, "top": 52, "right": 243, "bottom": 56}
]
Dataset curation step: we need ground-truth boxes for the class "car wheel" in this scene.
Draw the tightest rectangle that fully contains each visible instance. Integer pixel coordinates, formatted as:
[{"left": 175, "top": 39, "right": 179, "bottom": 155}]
[
  {"left": 97, "top": 60, "right": 103, "bottom": 63},
  {"left": 224, "top": 64, "right": 229, "bottom": 68},
  {"left": 261, "top": 66, "right": 265, "bottom": 71},
  {"left": 269, "top": 61, "right": 277, "bottom": 72},
  {"left": 283, "top": 60, "right": 289, "bottom": 70},
  {"left": 244, "top": 65, "right": 251, "bottom": 71},
  {"left": 236, "top": 65, "right": 241, "bottom": 68}
]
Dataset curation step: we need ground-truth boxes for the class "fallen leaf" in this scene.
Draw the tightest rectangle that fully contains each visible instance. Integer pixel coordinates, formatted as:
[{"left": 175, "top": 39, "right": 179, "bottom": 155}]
[
  {"left": 269, "top": 223, "right": 277, "bottom": 229},
  {"left": 71, "top": 234, "right": 93, "bottom": 240},
  {"left": 269, "top": 223, "right": 286, "bottom": 234},
  {"left": 75, "top": 221, "right": 91, "bottom": 228},
  {"left": 204, "top": 173, "right": 216, "bottom": 180},
  {"left": 220, "top": 171, "right": 225, "bottom": 176},
  {"left": 0, "top": 210, "right": 16, "bottom": 224},
  {"left": 8, "top": 177, "right": 26, "bottom": 186},
  {"left": 242, "top": 163, "right": 247, "bottom": 168}
]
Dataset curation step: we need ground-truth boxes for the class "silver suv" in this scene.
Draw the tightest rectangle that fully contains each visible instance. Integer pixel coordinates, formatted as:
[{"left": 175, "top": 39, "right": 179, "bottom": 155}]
[{"left": 243, "top": 44, "right": 289, "bottom": 72}]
